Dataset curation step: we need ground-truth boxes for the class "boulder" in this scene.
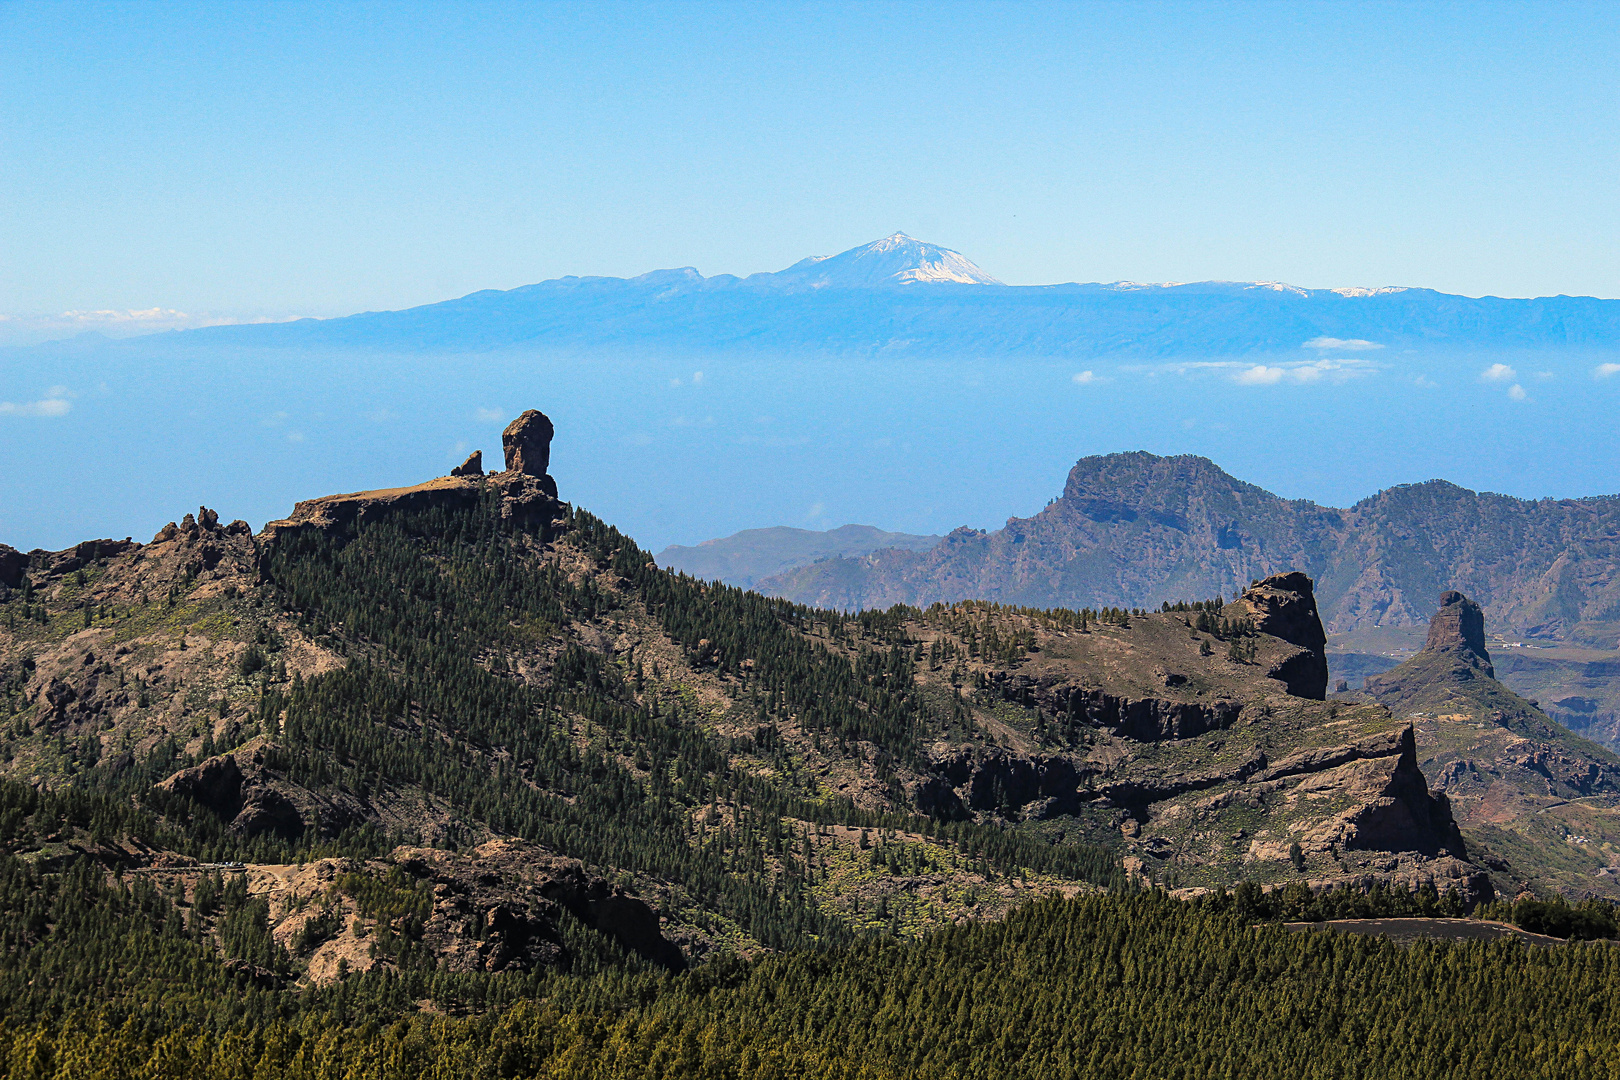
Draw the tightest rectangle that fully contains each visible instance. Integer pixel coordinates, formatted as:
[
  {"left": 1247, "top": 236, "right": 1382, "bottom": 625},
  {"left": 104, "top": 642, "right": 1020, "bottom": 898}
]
[
  {"left": 502, "top": 410, "right": 554, "bottom": 476},
  {"left": 451, "top": 450, "right": 484, "bottom": 477}
]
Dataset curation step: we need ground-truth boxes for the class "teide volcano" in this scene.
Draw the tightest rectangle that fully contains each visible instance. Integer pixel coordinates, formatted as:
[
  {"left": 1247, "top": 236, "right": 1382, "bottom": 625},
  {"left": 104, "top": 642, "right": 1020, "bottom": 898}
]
[{"left": 84, "top": 231, "right": 1620, "bottom": 356}]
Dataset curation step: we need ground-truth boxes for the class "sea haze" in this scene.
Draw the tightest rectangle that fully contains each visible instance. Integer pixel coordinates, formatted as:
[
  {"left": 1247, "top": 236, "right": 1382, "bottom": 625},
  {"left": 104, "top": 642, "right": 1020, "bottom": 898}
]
[{"left": 2, "top": 235, "right": 1617, "bottom": 553}]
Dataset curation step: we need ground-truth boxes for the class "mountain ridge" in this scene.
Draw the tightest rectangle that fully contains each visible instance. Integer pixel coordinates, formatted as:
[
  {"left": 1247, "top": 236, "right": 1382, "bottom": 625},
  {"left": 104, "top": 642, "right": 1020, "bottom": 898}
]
[
  {"left": 27, "top": 233, "right": 1619, "bottom": 358},
  {"left": 756, "top": 450, "right": 1620, "bottom": 649}
]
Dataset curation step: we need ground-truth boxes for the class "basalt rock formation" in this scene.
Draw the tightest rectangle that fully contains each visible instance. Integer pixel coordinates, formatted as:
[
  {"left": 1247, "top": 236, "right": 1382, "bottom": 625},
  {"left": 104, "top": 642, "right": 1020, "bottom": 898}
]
[
  {"left": 0, "top": 544, "right": 26, "bottom": 590},
  {"left": 888, "top": 585, "right": 1487, "bottom": 900},
  {"left": 238, "top": 839, "right": 685, "bottom": 986},
  {"left": 158, "top": 743, "right": 368, "bottom": 841},
  {"left": 503, "top": 409, "right": 554, "bottom": 476},
  {"left": 1360, "top": 590, "right": 1620, "bottom": 897},
  {"left": 1425, "top": 590, "right": 1494, "bottom": 676},
  {"left": 391, "top": 841, "right": 686, "bottom": 974},
  {"left": 265, "top": 411, "right": 563, "bottom": 538},
  {"left": 1366, "top": 591, "right": 1497, "bottom": 699},
  {"left": 1227, "top": 571, "right": 1329, "bottom": 699}
]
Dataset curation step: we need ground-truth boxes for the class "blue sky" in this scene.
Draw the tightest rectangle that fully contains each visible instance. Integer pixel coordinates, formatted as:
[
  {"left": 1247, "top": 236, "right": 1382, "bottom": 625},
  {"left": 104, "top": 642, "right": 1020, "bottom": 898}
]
[
  {"left": 3, "top": 2, "right": 1619, "bottom": 554},
  {"left": 3, "top": 0, "right": 1617, "bottom": 332}
]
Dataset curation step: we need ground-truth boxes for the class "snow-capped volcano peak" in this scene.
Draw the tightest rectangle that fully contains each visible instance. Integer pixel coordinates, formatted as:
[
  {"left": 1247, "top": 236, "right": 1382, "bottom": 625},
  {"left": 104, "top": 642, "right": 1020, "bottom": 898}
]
[{"left": 767, "top": 233, "right": 1001, "bottom": 288}]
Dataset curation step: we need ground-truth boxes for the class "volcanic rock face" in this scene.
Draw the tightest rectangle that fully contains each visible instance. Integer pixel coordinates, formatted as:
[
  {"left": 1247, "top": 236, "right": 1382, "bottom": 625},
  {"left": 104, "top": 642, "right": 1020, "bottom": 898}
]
[
  {"left": 265, "top": 410, "right": 564, "bottom": 539},
  {"left": 503, "top": 410, "right": 554, "bottom": 476},
  {"left": 260, "top": 840, "right": 686, "bottom": 984},
  {"left": 0, "top": 545, "right": 26, "bottom": 589},
  {"left": 390, "top": 841, "right": 685, "bottom": 973},
  {"left": 1365, "top": 590, "right": 1496, "bottom": 701},
  {"left": 159, "top": 745, "right": 367, "bottom": 841},
  {"left": 1227, "top": 572, "right": 1329, "bottom": 699},
  {"left": 1426, "top": 590, "right": 1494, "bottom": 677}
]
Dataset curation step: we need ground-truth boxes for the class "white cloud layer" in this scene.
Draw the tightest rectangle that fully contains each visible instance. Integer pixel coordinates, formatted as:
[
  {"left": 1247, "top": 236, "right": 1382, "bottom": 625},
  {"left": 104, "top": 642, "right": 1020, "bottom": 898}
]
[
  {"left": 1072, "top": 370, "right": 1097, "bottom": 385},
  {"left": 1303, "top": 337, "right": 1382, "bottom": 351},
  {"left": 0, "top": 308, "right": 298, "bottom": 347},
  {"left": 1508, "top": 384, "right": 1527, "bottom": 401},
  {"left": 1136, "top": 357, "right": 1379, "bottom": 386},
  {"left": 1596, "top": 363, "right": 1620, "bottom": 378},
  {"left": 1480, "top": 363, "right": 1516, "bottom": 382},
  {"left": 0, "top": 397, "right": 71, "bottom": 417}
]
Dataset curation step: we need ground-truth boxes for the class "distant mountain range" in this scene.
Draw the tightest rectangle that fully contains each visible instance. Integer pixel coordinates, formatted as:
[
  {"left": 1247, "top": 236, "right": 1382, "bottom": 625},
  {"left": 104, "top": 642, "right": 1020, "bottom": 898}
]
[
  {"left": 655, "top": 523, "right": 941, "bottom": 589},
  {"left": 749, "top": 452, "right": 1620, "bottom": 650},
  {"left": 147, "top": 233, "right": 1620, "bottom": 358}
]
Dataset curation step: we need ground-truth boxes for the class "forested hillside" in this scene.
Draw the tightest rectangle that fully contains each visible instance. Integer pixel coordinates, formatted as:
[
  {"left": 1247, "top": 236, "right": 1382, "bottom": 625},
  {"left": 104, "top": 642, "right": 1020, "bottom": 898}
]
[
  {"left": 4, "top": 889, "right": 1620, "bottom": 1080},
  {"left": 2, "top": 413, "right": 1616, "bottom": 1075}
]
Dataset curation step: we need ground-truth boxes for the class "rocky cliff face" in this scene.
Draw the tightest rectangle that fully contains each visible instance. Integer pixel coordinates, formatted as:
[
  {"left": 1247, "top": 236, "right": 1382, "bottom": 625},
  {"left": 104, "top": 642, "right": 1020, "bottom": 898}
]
[
  {"left": 158, "top": 742, "right": 369, "bottom": 841},
  {"left": 756, "top": 452, "right": 1620, "bottom": 648},
  {"left": 502, "top": 409, "right": 554, "bottom": 476},
  {"left": 1365, "top": 591, "right": 1499, "bottom": 702},
  {"left": 885, "top": 582, "right": 1486, "bottom": 900},
  {"left": 1361, "top": 590, "right": 1620, "bottom": 898},
  {"left": 1424, "top": 590, "right": 1494, "bottom": 676},
  {"left": 265, "top": 410, "right": 564, "bottom": 540},
  {"left": 1226, "top": 571, "right": 1329, "bottom": 699},
  {"left": 230, "top": 839, "right": 686, "bottom": 986}
]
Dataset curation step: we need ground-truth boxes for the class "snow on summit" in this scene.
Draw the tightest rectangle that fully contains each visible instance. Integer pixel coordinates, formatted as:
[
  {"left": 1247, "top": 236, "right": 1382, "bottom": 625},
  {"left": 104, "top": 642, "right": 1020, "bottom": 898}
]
[{"left": 766, "top": 233, "right": 1003, "bottom": 288}]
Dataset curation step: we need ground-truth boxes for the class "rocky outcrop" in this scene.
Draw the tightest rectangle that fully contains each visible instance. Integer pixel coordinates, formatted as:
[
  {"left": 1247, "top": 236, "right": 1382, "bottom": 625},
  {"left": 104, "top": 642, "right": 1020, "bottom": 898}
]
[
  {"left": 0, "top": 544, "right": 27, "bottom": 589},
  {"left": 159, "top": 744, "right": 366, "bottom": 840},
  {"left": 1331, "top": 727, "right": 1467, "bottom": 857},
  {"left": 1365, "top": 591, "right": 1499, "bottom": 701},
  {"left": 22, "top": 537, "right": 140, "bottom": 579},
  {"left": 983, "top": 668, "right": 1243, "bottom": 742},
  {"left": 267, "top": 477, "right": 489, "bottom": 540},
  {"left": 1227, "top": 572, "right": 1329, "bottom": 699},
  {"left": 392, "top": 840, "right": 686, "bottom": 973},
  {"left": 265, "top": 412, "right": 564, "bottom": 541},
  {"left": 917, "top": 748, "right": 1100, "bottom": 820},
  {"left": 1426, "top": 590, "right": 1494, "bottom": 676},
  {"left": 502, "top": 409, "right": 554, "bottom": 476}
]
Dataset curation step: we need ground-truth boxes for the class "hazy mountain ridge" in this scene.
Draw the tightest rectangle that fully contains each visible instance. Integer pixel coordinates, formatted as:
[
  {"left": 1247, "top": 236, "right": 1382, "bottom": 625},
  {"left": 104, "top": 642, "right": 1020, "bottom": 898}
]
[
  {"left": 656, "top": 524, "right": 942, "bottom": 589},
  {"left": 54, "top": 234, "right": 1620, "bottom": 359},
  {"left": 757, "top": 452, "right": 1620, "bottom": 648}
]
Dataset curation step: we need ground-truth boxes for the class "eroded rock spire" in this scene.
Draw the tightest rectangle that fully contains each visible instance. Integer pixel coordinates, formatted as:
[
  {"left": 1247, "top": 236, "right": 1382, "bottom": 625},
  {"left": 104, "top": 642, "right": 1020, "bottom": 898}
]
[
  {"left": 503, "top": 410, "right": 554, "bottom": 476},
  {"left": 1424, "top": 590, "right": 1494, "bottom": 677}
]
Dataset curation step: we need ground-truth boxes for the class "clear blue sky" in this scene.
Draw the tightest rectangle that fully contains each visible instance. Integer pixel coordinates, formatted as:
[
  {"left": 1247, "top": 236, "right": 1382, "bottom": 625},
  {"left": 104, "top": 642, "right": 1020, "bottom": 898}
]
[{"left": 2, "top": 0, "right": 1617, "bottom": 322}]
